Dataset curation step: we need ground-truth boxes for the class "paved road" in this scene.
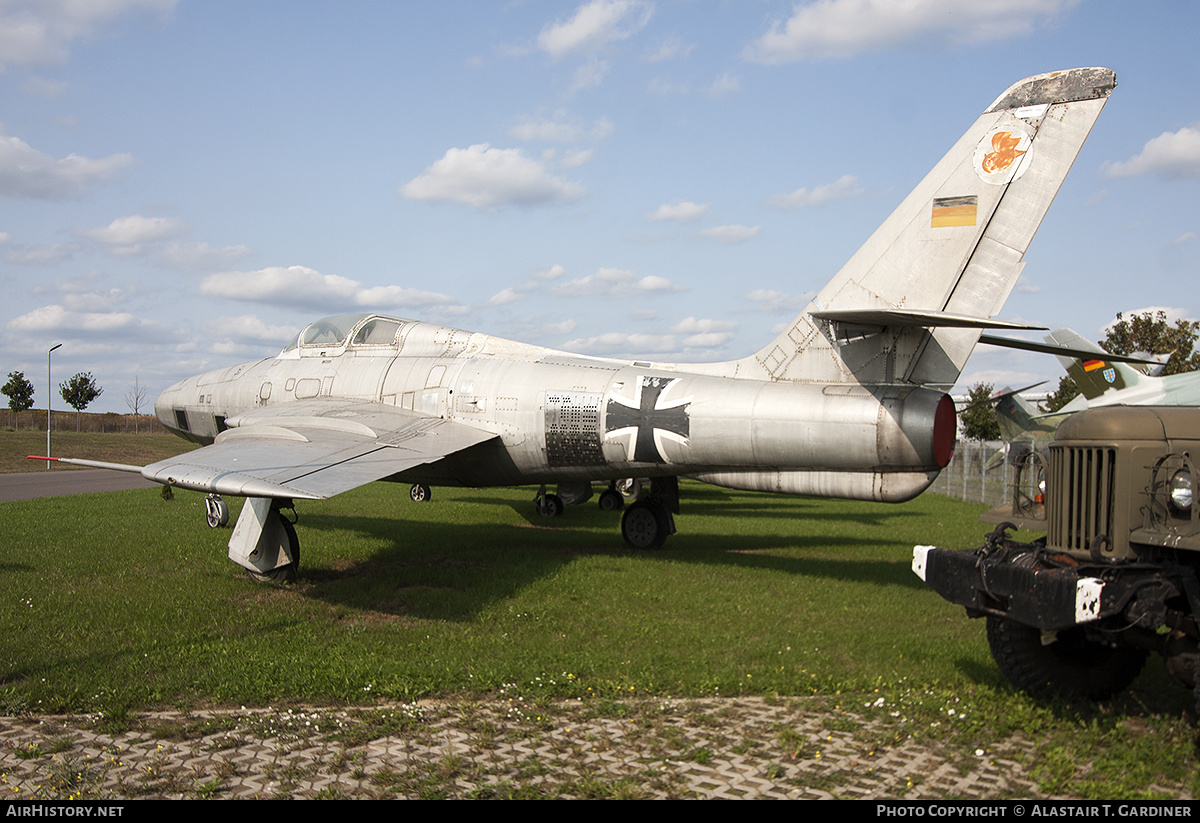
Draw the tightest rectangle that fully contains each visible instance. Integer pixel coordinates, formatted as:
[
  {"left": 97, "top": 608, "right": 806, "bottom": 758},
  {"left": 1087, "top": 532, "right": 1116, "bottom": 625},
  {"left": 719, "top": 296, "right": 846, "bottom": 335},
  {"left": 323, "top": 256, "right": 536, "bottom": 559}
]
[{"left": 0, "top": 468, "right": 157, "bottom": 502}]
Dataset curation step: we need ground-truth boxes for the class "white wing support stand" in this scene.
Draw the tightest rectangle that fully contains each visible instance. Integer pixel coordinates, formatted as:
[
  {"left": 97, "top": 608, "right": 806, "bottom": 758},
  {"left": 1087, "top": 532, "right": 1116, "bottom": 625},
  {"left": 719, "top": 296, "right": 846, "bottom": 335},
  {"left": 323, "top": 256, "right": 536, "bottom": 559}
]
[{"left": 228, "top": 497, "right": 300, "bottom": 583}]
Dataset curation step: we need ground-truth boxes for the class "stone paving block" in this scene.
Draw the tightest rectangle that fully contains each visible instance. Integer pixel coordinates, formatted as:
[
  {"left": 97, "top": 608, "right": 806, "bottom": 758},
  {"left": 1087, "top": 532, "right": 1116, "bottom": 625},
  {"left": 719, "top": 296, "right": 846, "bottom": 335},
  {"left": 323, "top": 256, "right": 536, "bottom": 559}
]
[{"left": 0, "top": 697, "right": 1191, "bottom": 800}]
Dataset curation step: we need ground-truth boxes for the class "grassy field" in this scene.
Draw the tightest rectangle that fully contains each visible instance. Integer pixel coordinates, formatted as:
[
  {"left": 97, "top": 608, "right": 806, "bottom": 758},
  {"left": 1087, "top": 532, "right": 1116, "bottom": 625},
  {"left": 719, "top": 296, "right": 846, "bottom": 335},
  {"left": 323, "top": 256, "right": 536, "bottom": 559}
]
[
  {"left": 1, "top": 480, "right": 1000, "bottom": 704},
  {"left": 1, "top": 468, "right": 1197, "bottom": 797},
  {"left": 0, "top": 428, "right": 195, "bottom": 474}
]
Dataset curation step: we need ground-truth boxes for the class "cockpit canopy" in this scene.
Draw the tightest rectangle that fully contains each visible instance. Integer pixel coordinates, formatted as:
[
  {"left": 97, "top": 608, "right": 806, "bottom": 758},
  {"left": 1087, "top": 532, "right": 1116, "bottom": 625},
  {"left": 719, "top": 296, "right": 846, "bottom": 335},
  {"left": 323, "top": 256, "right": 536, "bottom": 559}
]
[{"left": 281, "top": 314, "right": 405, "bottom": 355}]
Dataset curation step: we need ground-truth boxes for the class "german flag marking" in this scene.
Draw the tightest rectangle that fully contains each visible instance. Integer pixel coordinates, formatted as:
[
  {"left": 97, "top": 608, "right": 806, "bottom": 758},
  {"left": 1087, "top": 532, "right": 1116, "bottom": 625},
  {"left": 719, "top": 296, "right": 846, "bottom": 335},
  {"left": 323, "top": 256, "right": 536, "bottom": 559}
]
[{"left": 932, "top": 195, "right": 977, "bottom": 228}]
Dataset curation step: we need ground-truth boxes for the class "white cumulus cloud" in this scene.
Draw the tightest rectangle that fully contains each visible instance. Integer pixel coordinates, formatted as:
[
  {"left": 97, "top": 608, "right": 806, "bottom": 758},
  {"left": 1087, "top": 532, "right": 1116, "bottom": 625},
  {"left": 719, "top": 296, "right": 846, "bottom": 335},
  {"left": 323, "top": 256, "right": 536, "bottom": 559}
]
[
  {"left": 0, "top": 126, "right": 133, "bottom": 199},
  {"left": 510, "top": 112, "right": 613, "bottom": 143},
  {"left": 561, "top": 332, "right": 679, "bottom": 354},
  {"left": 554, "top": 267, "right": 684, "bottom": 297},
  {"left": 0, "top": 0, "right": 176, "bottom": 67},
  {"left": 744, "top": 289, "right": 812, "bottom": 313},
  {"left": 487, "top": 265, "right": 568, "bottom": 306},
  {"left": 1104, "top": 126, "right": 1200, "bottom": 180},
  {"left": 744, "top": 0, "right": 1079, "bottom": 63},
  {"left": 79, "top": 215, "right": 186, "bottom": 250},
  {"left": 681, "top": 331, "right": 734, "bottom": 348},
  {"left": 766, "top": 175, "right": 865, "bottom": 209},
  {"left": 709, "top": 73, "right": 740, "bottom": 97},
  {"left": 79, "top": 214, "right": 250, "bottom": 270},
  {"left": 199, "top": 265, "right": 458, "bottom": 313},
  {"left": 537, "top": 0, "right": 652, "bottom": 59},
  {"left": 204, "top": 314, "right": 297, "bottom": 346},
  {"left": 647, "top": 200, "right": 709, "bottom": 223},
  {"left": 400, "top": 143, "right": 585, "bottom": 209},
  {"left": 7, "top": 304, "right": 144, "bottom": 335},
  {"left": 5, "top": 242, "right": 74, "bottom": 265},
  {"left": 670, "top": 316, "right": 737, "bottom": 334},
  {"left": 645, "top": 36, "right": 694, "bottom": 62},
  {"left": 697, "top": 224, "right": 761, "bottom": 244}
]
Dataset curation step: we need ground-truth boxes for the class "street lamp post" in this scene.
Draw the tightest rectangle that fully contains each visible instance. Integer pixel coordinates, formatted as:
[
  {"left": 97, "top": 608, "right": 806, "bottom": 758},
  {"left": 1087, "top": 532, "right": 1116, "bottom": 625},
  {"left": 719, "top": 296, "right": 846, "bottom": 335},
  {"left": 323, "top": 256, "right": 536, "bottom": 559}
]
[{"left": 47, "top": 343, "right": 62, "bottom": 469}]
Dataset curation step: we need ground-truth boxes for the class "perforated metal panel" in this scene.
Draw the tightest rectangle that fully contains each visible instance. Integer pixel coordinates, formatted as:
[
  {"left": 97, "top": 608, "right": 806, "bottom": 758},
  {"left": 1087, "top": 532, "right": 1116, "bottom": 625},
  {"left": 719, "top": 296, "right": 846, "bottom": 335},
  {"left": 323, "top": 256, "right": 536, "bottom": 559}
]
[{"left": 545, "top": 392, "right": 604, "bottom": 467}]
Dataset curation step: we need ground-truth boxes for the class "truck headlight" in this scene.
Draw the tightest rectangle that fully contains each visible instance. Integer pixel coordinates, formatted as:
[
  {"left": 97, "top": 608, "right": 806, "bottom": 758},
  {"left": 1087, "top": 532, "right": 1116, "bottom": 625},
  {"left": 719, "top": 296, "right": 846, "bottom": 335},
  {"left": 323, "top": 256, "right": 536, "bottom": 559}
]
[{"left": 1169, "top": 470, "right": 1194, "bottom": 511}]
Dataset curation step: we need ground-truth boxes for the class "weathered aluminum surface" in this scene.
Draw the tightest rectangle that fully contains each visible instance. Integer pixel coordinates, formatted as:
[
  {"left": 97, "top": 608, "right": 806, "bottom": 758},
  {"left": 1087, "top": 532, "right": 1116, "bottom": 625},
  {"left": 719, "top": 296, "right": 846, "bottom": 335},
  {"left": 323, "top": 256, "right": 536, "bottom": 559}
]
[{"left": 145, "top": 69, "right": 1114, "bottom": 527}]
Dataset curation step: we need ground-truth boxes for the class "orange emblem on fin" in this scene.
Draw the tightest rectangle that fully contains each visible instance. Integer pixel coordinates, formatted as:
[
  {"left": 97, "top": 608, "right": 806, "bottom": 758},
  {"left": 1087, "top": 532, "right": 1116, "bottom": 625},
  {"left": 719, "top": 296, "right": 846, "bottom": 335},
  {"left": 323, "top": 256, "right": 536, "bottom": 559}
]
[{"left": 981, "top": 131, "right": 1027, "bottom": 174}]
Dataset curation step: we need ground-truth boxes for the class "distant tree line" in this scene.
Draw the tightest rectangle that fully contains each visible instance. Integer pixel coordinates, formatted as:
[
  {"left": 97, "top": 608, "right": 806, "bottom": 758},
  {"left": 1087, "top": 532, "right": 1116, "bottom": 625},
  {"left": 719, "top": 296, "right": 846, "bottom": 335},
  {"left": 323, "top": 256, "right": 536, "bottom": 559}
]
[{"left": 2, "top": 370, "right": 157, "bottom": 432}]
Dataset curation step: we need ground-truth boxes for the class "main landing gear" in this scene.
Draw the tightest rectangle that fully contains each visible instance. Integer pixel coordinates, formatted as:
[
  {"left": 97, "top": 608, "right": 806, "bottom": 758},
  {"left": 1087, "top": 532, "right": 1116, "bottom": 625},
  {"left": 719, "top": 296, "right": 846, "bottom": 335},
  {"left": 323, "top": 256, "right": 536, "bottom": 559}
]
[
  {"left": 226, "top": 497, "right": 301, "bottom": 584},
  {"left": 535, "top": 478, "right": 679, "bottom": 550},
  {"left": 534, "top": 486, "right": 565, "bottom": 517},
  {"left": 619, "top": 477, "right": 678, "bottom": 550},
  {"left": 597, "top": 484, "right": 624, "bottom": 512}
]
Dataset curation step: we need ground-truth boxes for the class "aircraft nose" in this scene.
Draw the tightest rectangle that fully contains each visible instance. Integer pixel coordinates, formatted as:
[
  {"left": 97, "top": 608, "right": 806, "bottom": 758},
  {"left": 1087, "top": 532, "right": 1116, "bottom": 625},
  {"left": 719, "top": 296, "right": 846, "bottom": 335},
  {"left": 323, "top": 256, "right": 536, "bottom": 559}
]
[{"left": 154, "top": 376, "right": 195, "bottom": 432}]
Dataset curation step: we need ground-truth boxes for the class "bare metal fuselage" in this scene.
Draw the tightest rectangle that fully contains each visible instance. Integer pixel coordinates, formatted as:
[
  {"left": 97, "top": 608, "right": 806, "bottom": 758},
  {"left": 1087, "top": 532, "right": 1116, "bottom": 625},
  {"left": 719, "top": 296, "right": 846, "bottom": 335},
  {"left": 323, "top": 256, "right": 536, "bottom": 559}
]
[{"left": 155, "top": 317, "right": 954, "bottom": 504}]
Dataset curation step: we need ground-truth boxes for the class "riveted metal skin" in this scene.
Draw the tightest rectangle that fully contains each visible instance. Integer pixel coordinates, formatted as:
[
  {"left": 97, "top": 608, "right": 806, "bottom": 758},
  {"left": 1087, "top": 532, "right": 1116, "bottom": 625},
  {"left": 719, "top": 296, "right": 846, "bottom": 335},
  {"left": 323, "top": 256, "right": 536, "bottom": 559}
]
[{"left": 41, "top": 69, "right": 1113, "bottom": 569}]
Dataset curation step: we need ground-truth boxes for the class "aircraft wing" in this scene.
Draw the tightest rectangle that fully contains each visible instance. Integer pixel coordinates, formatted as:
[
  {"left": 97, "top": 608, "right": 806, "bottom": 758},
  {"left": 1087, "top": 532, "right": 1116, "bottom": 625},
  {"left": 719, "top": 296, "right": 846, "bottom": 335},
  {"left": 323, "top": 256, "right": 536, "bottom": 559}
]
[{"left": 139, "top": 399, "right": 498, "bottom": 499}]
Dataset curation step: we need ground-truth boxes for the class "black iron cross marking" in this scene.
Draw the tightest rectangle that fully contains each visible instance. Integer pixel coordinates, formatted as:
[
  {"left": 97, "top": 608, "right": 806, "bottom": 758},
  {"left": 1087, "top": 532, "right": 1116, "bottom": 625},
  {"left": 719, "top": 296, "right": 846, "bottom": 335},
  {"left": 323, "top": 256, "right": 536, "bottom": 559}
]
[{"left": 605, "top": 376, "right": 691, "bottom": 463}]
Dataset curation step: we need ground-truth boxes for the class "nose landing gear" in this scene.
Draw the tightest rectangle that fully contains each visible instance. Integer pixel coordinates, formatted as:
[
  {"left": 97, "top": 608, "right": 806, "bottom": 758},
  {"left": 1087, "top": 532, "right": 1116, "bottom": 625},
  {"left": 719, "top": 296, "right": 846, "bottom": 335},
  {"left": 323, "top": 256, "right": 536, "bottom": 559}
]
[{"left": 205, "top": 494, "right": 230, "bottom": 528}]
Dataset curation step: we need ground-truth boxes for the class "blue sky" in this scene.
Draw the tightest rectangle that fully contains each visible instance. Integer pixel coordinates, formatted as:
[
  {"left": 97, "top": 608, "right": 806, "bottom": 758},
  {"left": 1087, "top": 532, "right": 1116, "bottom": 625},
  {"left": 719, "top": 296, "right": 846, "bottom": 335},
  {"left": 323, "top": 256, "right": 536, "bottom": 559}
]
[{"left": 1, "top": 0, "right": 1197, "bottom": 413}]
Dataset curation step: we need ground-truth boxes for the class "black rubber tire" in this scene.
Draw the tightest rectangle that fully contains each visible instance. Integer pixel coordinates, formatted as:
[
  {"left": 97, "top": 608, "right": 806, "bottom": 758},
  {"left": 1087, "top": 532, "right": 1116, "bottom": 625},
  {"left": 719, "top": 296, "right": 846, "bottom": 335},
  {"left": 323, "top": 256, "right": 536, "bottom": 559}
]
[
  {"left": 536, "top": 493, "right": 564, "bottom": 517},
  {"left": 986, "top": 616, "right": 1147, "bottom": 701},
  {"left": 205, "top": 496, "right": 229, "bottom": 528},
  {"left": 246, "top": 520, "right": 300, "bottom": 584},
  {"left": 621, "top": 500, "right": 669, "bottom": 549},
  {"left": 410, "top": 483, "right": 431, "bottom": 503},
  {"left": 598, "top": 489, "right": 624, "bottom": 512}
]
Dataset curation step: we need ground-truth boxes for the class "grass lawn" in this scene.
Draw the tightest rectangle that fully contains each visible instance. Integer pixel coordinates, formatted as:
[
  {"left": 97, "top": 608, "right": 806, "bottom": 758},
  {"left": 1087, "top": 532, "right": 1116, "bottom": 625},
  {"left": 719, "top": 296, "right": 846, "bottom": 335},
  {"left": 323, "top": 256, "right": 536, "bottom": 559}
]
[
  {"left": 2, "top": 472, "right": 1197, "bottom": 798},
  {"left": 0, "top": 428, "right": 195, "bottom": 474},
  {"left": 0, "top": 479, "right": 1182, "bottom": 707}
]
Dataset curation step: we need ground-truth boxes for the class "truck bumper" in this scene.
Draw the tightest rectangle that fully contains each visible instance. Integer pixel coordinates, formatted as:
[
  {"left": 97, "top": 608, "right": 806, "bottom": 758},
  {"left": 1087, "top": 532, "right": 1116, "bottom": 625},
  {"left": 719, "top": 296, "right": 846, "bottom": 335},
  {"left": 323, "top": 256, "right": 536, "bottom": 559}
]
[{"left": 913, "top": 545, "right": 1107, "bottom": 631}]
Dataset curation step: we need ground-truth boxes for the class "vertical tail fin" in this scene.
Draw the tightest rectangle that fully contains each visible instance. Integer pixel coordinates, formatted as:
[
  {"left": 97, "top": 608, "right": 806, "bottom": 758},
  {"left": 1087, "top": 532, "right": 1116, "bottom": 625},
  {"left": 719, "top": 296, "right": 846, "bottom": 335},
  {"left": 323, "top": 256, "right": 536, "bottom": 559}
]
[
  {"left": 1044, "top": 328, "right": 1142, "bottom": 400},
  {"left": 745, "top": 68, "right": 1116, "bottom": 388},
  {"left": 993, "top": 387, "right": 1042, "bottom": 439},
  {"left": 1065, "top": 357, "right": 1143, "bottom": 400}
]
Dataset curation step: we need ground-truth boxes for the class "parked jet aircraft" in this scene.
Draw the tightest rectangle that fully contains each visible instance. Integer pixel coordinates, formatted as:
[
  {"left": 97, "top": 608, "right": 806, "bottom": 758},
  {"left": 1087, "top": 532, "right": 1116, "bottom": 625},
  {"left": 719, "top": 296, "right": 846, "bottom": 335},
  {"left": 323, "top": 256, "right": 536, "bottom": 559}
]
[
  {"left": 38, "top": 68, "right": 1116, "bottom": 582},
  {"left": 988, "top": 327, "right": 1197, "bottom": 443},
  {"left": 1049, "top": 328, "right": 1200, "bottom": 405}
]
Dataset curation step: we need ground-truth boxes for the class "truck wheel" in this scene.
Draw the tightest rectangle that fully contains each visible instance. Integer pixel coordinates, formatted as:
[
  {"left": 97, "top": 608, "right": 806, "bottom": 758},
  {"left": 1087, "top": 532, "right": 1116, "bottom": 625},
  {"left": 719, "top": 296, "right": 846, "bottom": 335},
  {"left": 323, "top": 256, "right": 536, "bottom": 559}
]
[{"left": 986, "top": 616, "right": 1147, "bottom": 701}]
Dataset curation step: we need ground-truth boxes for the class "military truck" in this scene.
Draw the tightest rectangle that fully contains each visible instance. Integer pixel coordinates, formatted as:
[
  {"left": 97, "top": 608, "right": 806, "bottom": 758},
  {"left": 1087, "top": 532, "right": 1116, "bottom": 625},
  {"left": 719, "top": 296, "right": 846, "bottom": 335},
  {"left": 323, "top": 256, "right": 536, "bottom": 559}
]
[{"left": 914, "top": 406, "right": 1200, "bottom": 706}]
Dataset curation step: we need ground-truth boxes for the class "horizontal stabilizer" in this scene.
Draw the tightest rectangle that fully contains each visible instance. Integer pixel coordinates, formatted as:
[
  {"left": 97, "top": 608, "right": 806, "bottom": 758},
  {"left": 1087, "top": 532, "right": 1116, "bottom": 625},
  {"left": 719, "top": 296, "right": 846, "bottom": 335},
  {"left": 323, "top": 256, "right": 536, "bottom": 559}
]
[
  {"left": 813, "top": 309, "right": 1045, "bottom": 331},
  {"left": 988, "top": 382, "right": 1046, "bottom": 403},
  {"left": 979, "top": 333, "right": 1161, "bottom": 365}
]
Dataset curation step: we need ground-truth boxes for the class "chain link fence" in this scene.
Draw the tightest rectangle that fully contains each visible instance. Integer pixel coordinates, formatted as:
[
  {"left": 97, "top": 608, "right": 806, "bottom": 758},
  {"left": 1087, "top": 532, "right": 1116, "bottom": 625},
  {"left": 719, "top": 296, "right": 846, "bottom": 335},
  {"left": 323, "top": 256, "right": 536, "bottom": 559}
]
[
  {"left": 928, "top": 439, "right": 1018, "bottom": 507},
  {"left": 3, "top": 409, "right": 167, "bottom": 434}
]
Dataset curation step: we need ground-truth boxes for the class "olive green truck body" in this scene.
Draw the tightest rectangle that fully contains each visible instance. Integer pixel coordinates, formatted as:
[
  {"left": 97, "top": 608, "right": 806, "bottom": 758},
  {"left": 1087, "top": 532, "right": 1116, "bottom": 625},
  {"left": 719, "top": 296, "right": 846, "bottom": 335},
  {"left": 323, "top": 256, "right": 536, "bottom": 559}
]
[{"left": 915, "top": 407, "right": 1200, "bottom": 702}]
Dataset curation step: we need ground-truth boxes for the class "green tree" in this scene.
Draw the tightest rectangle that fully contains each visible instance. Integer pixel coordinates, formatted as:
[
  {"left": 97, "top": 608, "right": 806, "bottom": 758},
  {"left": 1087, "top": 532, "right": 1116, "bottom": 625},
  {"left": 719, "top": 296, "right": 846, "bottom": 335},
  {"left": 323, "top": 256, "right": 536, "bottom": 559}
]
[
  {"left": 60, "top": 372, "right": 103, "bottom": 431},
  {"left": 960, "top": 382, "right": 1001, "bottom": 440},
  {"left": 1040, "top": 375, "right": 1079, "bottom": 413},
  {"left": 1040, "top": 311, "right": 1200, "bottom": 412},
  {"left": 1101, "top": 310, "right": 1200, "bottom": 376},
  {"left": 2, "top": 371, "right": 35, "bottom": 428}
]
